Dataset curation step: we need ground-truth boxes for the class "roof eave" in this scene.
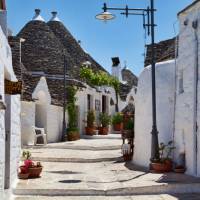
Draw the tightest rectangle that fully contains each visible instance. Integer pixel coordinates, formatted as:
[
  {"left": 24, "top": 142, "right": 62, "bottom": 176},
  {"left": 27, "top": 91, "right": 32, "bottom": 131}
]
[{"left": 178, "top": 0, "right": 200, "bottom": 16}]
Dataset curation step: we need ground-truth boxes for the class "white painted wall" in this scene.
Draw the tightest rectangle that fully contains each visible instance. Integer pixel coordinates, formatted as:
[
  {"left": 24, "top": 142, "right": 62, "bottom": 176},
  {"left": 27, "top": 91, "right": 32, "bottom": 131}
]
[
  {"left": 9, "top": 95, "right": 21, "bottom": 188},
  {"left": 0, "top": 25, "right": 21, "bottom": 197},
  {"left": 174, "top": 2, "right": 200, "bottom": 176},
  {"left": 46, "top": 105, "right": 63, "bottom": 143},
  {"left": 21, "top": 101, "right": 35, "bottom": 145},
  {"left": 133, "top": 60, "right": 176, "bottom": 167}
]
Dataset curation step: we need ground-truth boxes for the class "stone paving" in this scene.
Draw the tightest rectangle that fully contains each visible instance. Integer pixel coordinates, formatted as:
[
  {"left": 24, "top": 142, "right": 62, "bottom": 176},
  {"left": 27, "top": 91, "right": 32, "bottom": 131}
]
[
  {"left": 14, "top": 135, "right": 200, "bottom": 199},
  {"left": 12, "top": 194, "right": 200, "bottom": 200}
]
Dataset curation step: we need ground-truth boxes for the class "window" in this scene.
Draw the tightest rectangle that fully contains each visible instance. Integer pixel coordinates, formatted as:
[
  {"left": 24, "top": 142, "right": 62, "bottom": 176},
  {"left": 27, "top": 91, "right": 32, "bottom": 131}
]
[{"left": 102, "top": 95, "right": 107, "bottom": 113}]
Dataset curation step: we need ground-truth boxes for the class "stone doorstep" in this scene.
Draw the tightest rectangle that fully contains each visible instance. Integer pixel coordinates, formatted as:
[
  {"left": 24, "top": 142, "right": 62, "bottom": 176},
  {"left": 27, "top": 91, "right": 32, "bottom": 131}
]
[
  {"left": 31, "top": 156, "right": 123, "bottom": 163},
  {"left": 12, "top": 183, "right": 200, "bottom": 196}
]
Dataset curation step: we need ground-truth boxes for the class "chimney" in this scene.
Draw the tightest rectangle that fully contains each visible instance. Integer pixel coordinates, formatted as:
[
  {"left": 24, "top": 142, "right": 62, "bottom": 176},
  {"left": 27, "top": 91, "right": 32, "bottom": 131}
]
[
  {"left": 50, "top": 11, "right": 61, "bottom": 22},
  {"left": 111, "top": 57, "right": 122, "bottom": 81},
  {"left": 0, "top": 0, "right": 7, "bottom": 36},
  {"left": 32, "top": 9, "right": 45, "bottom": 22}
]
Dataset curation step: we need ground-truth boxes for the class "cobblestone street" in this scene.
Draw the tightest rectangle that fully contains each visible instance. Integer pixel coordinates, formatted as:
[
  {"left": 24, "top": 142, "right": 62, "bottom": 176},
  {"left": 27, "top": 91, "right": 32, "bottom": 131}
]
[{"left": 14, "top": 135, "right": 200, "bottom": 200}]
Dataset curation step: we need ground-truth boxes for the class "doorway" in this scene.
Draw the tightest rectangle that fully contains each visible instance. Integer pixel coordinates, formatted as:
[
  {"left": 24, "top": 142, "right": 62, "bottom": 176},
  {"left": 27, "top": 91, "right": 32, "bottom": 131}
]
[{"left": 102, "top": 95, "right": 107, "bottom": 113}]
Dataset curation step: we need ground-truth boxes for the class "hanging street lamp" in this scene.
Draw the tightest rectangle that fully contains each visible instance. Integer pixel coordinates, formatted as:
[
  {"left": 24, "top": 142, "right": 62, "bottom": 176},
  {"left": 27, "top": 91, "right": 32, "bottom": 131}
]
[{"left": 96, "top": 0, "right": 160, "bottom": 164}]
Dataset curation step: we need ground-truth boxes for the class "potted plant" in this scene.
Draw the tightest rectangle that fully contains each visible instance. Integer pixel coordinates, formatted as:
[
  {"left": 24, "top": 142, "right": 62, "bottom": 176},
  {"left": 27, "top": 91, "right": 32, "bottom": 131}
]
[
  {"left": 85, "top": 110, "right": 95, "bottom": 135},
  {"left": 19, "top": 150, "right": 43, "bottom": 179},
  {"left": 99, "top": 112, "right": 111, "bottom": 135},
  {"left": 122, "top": 118, "right": 134, "bottom": 139},
  {"left": 112, "top": 113, "right": 123, "bottom": 132},
  {"left": 66, "top": 86, "right": 80, "bottom": 141},
  {"left": 151, "top": 141, "right": 175, "bottom": 173}
]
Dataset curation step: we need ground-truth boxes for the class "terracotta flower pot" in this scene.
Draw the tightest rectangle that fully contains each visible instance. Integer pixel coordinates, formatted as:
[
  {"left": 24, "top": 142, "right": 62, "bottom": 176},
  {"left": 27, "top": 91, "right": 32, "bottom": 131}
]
[
  {"left": 18, "top": 172, "right": 29, "bottom": 179},
  {"left": 113, "top": 123, "right": 123, "bottom": 132},
  {"left": 98, "top": 127, "right": 109, "bottom": 135},
  {"left": 20, "top": 166, "right": 28, "bottom": 174},
  {"left": 85, "top": 127, "right": 95, "bottom": 135},
  {"left": 28, "top": 166, "right": 43, "bottom": 178},
  {"left": 123, "top": 153, "right": 133, "bottom": 161},
  {"left": 151, "top": 161, "right": 173, "bottom": 173},
  {"left": 67, "top": 131, "right": 80, "bottom": 141}
]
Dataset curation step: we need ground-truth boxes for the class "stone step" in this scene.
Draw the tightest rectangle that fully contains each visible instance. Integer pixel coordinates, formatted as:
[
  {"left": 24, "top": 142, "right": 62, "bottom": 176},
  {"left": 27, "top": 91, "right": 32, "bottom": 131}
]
[
  {"left": 13, "top": 183, "right": 200, "bottom": 196},
  {"left": 28, "top": 148, "right": 122, "bottom": 163},
  {"left": 31, "top": 156, "right": 122, "bottom": 163},
  {"left": 14, "top": 194, "right": 199, "bottom": 200},
  {"left": 13, "top": 194, "right": 200, "bottom": 200},
  {"left": 82, "top": 134, "right": 121, "bottom": 140},
  {"left": 23, "top": 136, "right": 122, "bottom": 151},
  {"left": 24, "top": 145, "right": 121, "bottom": 151}
]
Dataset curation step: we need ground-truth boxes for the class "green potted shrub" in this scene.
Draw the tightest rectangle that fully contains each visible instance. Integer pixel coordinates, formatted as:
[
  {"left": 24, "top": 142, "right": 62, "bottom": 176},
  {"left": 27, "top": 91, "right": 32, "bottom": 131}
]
[
  {"left": 112, "top": 113, "right": 123, "bottom": 131},
  {"left": 66, "top": 86, "right": 80, "bottom": 141},
  {"left": 151, "top": 141, "right": 176, "bottom": 173},
  {"left": 85, "top": 110, "right": 95, "bottom": 135},
  {"left": 99, "top": 112, "right": 111, "bottom": 135},
  {"left": 123, "top": 118, "right": 134, "bottom": 138}
]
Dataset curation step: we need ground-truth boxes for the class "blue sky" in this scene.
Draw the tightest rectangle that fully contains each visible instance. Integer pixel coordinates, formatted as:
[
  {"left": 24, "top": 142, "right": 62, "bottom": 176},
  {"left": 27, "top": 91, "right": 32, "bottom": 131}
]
[{"left": 7, "top": 0, "right": 192, "bottom": 75}]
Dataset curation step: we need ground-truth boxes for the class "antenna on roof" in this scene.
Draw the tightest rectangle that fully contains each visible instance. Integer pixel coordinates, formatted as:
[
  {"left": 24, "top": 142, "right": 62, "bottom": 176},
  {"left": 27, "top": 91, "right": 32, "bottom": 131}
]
[{"left": 124, "top": 60, "right": 129, "bottom": 70}]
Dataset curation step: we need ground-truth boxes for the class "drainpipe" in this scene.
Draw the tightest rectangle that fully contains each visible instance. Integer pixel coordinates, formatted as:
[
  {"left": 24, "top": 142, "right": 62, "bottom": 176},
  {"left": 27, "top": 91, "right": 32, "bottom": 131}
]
[{"left": 192, "top": 20, "right": 198, "bottom": 176}]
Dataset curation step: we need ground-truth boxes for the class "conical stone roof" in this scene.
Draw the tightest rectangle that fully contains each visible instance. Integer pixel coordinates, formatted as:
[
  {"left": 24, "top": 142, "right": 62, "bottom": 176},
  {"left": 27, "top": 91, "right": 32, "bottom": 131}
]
[
  {"left": 47, "top": 15, "right": 106, "bottom": 73},
  {"left": 17, "top": 19, "right": 76, "bottom": 75}
]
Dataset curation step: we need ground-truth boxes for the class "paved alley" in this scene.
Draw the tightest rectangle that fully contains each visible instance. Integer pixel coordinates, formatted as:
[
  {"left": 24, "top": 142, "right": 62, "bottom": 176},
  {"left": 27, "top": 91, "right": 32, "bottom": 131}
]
[{"left": 13, "top": 135, "right": 200, "bottom": 200}]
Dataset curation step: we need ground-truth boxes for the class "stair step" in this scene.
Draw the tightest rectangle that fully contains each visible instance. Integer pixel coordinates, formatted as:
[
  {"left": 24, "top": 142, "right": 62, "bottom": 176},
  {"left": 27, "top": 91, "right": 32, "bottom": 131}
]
[
  {"left": 13, "top": 183, "right": 200, "bottom": 196},
  {"left": 31, "top": 156, "right": 122, "bottom": 163}
]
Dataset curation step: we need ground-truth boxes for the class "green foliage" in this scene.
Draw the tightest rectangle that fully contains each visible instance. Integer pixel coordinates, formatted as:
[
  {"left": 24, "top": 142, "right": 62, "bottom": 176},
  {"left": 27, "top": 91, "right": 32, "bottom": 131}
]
[
  {"left": 112, "top": 113, "right": 123, "bottom": 125},
  {"left": 80, "top": 66, "right": 120, "bottom": 111},
  {"left": 87, "top": 110, "right": 95, "bottom": 127},
  {"left": 99, "top": 112, "right": 111, "bottom": 127},
  {"left": 80, "top": 66, "right": 110, "bottom": 86},
  {"left": 22, "top": 150, "right": 31, "bottom": 160},
  {"left": 159, "top": 141, "right": 176, "bottom": 161},
  {"left": 109, "top": 76, "right": 120, "bottom": 93},
  {"left": 67, "top": 86, "right": 77, "bottom": 105},
  {"left": 67, "top": 86, "right": 78, "bottom": 132},
  {"left": 124, "top": 119, "right": 134, "bottom": 130}
]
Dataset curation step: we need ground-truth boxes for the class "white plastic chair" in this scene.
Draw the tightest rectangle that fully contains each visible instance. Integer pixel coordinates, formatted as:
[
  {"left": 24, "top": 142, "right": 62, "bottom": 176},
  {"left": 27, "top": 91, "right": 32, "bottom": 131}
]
[{"left": 32, "top": 126, "right": 47, "bottom": 145}]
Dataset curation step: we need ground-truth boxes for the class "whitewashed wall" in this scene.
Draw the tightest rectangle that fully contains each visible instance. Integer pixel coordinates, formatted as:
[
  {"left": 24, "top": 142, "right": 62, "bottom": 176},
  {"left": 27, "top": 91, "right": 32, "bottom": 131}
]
[
  {"left": 21, "top": 101, "right": 35, "bottom": 145},
  {"left": 46, "top": 105, "right": 63, "bottom": 142},
  {"left": 0, "top": 25, "right": 21, "bottom": 197},
  {"left": 133, "top": 60, "right": 176, "bottom": 167},
  {"left": 175, "top": 2, "right": 200, "bottom": 176},
  {"left": 9, "top": 95, "right": 21, "bottom": 188}
]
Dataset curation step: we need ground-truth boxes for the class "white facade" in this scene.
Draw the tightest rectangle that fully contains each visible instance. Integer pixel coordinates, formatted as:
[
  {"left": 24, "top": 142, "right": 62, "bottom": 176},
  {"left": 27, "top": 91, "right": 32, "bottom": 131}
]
[
  {"left": 133, "top": 1, "right": 200, "bottom": 177},
  {"left": 134, "top": 60, "right": 176, "bottom": 167},
  {"left": 21, "top": 75, "right": 133, "bottom": 145},
  {"left": 174, "top": 1, "right": 200, "bottom": 176},
  {"left": 0, "top": 25, "right": 21, "bottom": 198}
]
